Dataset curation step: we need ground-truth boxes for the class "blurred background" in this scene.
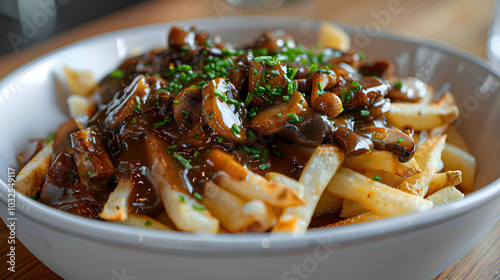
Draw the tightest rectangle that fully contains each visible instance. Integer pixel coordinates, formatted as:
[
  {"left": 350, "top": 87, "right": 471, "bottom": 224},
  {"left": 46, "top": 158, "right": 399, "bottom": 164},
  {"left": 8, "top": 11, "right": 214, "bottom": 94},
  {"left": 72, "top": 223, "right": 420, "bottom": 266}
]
[{"left": 0, "top": 0, "right": 496, "bottom": 77}]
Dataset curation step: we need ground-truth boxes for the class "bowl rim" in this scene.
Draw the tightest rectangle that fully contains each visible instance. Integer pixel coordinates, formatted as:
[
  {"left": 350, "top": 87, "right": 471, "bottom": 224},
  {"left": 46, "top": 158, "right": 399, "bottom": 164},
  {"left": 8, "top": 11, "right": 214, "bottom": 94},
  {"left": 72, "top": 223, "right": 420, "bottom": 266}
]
[{"left": 1, "top": 15, "right": 500, "bottom": 255}]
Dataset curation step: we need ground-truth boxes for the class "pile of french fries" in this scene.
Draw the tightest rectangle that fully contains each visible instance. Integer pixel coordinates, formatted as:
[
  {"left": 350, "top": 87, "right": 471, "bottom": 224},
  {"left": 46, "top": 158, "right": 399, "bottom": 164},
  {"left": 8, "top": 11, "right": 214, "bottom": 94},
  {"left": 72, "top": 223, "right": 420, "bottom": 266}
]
[{"left": 14, "top": 26, "right": 477, "bottom": 235}]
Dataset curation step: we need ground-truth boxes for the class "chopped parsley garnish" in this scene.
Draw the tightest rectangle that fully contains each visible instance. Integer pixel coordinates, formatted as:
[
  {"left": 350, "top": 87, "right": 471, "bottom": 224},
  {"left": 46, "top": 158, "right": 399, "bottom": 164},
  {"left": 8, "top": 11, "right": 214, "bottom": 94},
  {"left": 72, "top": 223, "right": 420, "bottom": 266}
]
[
  {"left": 193, "top": 204, "right": 206, "bottom": 211},
  {"left": 173, "top": 100, "right": 180, "bottom": 104},
  {"left": 358, "top": 51, "right": 365, "bottom": 60},
  {"left": 397, "top": 138, "right": 404, "bottom": 144},
  {"left": 360, "top": 110, "right": 370, "bottom": 117},
  {"left": 217, "top": 137, "right": 223, "bottom": 143},
  {"left": 372, "top": 175, "right": 382, "bottom": 182},
  {"left": 193, "top": 133, "right": 199, "bottom": 139},
  {"left": 259, "top": 163, "right": 269, "bottom": 171},
  {"left": 230, "top": 124, "right": 240, "bottom": 135},
  {"left": 248, "top": 131, "right": 255, "bottom": 139},
  {"left": 243, "top": 146, "right": 252, "bottom": 152},
  {"left": 173, "top": 152, "right": 192, "bottom": 169},
  {"left": 133, "top": 96, "right": 141, "bottom": 111},
  {"left": 29, "top": 192, "right": 40, "bottom": 201},
  {"left": 283, "top": 95, "right": 289, "bottom": 101},
  {"left": 274, "top": 151, "right": 281, "bottom": 157},
  {"left": 394, "top": 80, "right": 403, "bottom": 89},
  {"left": 253, "top": 56, "right": 281, "bottom": 66},
  {"left": 287, "top": 67, "right": 298, "bottom": 80},
  {"left": 179, "top": 195, "right": 186, "bottom": 203},
  {"left": 145, "top": 220, "right": 152, "bottom": 227},
  {"left": 45, "top": 132, "right": 55, "bottom": 143},
  {"left": 132, "top": 119, "right": 137, "bottom": 124},
  {"left": 208, "top": 112, "right": 214, "bottom": 120},
  {"left": 154, "top": 117, "right": 171, "bottom": 128},
  {"left": 194, "top": 192, "right": 202, "bottom": 200},
  {"left": 253, "top": 69, "right": 259, "bottom": 75},
  {"left": 288, "top": 113, "right": 303, "bottom": 123},
  {"left": 316, "top": 81, "right": 325, "bottom": 95},
  {"left": 193, "top": 151, "right": 200, "bottom": 158},
  {"left": 276, "top": 113, "right": 282, "bottom": 117},
  {"left": 307, "top": 63, "right": 318, "bottom": 75},
  {"left": 182, "top": 110, "right": 190, "bottom": 116},
  {"left": 110, "top": 69, "right": 124, "bottom": 79},
  {"left": 168, "top": 145, "right": 177, "bottom": 150},
  {"left": 68, "top": 173, "right": 74, "bottom": 179}
]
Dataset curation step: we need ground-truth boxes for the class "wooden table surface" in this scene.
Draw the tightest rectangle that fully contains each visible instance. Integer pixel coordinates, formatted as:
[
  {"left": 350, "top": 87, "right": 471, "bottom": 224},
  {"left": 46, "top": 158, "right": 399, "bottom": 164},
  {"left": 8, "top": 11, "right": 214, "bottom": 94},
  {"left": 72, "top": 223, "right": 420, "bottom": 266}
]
[{"left": 0, "top": 0, "right": 499, "bottom": 279}]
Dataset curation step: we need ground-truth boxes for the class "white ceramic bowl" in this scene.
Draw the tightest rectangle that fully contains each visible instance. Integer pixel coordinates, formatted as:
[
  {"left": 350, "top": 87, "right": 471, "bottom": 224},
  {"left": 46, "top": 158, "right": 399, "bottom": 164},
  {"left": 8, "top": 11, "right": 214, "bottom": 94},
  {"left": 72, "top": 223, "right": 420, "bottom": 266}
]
[{"left": 1, "top": 17, "right": 500, "bottom": 280}]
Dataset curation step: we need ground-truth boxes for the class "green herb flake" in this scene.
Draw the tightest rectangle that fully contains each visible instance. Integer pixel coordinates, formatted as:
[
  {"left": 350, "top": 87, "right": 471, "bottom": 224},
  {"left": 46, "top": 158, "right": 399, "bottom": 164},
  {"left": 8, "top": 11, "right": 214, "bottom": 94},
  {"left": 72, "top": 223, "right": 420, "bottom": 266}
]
[
  {"left": 179, "top": 195, "right": 186, "bottom": 203},
  {"left": 372, "top": 175, "right": 382, "bottom": 182},
  {"left": 248, "top": 131, "right": 255, "bottom": 139},
  {"left": 134, "top": 96, "right": 141, "bottom": 111},
  {"left": 243, "top": 146, "right": 252, "bottom": 153},
  {"left": 287, "top": 113, "right": 302, "bottom": 123},
  {"left": 259, "top": 163, "right": 269, "bottom": 171},
  {"left": 168, "top": 145, "right": 177, "bottom": 151},
  {"left": 145, "top": 220, "right": 153, "bottom": 227},
  {"left": 29, "top": 192, "right": 40, "bottom": 201},
  {"left": 231, "top": 124, "right": 240, "bottom": 135},
  {"left": 276, "top": 113, "right": 282, "bottom": 117},
  {"left": 173, "top": 152, "right": 192, "bottom": 169},
  {"left": 193, "top": 204, "right": 206, "bottom": 211},
  {"left": 358, "top": 51, "right": 365, "bottom": 60},
  {"left": 193, "top": 133, "right": 199, "bottom": 139},
  {"left": 394, "top": 80, "right": 403, "bottom": 89},
  {"left": 45, "top": 132, "right": 55, "bottom": 143},
  {"left": 110, "top": 69, "right": 124, "bottom": 79},
  {"left": 217, "top": 137, "right": 223, "bottom": 143},
  {"left": 173, "top": 100, "right": 181, "bottom": 104},
  {"left": 283, "top": 95, "right": 289, "bottom": 101},
  {"left": 316, "top": 81, "right": 325, "bottom": 95},
  {"left": 274, "top": 151, "right": 281, "bottom": 157},
  {"left": 194, "top": 192, "right": 203, "bottom": 200},
  {"left": 154, "top": 101, "right": 160, "bottom": 106},
  {"left": 397, "top": 138, "right": 404, "bottom": 144},
  {"left": 193, "top": 151, "right": 200, "bottom": 158},
  {"left": 183, "top": 110, "right": 190, "bottom": 116},
  {"left": 68, "top": 173, "right": 74, "bottom": 179},
  {"left": 253, "top": 56, "right": 280, "bottom": 66},
  {"left": 360, "top": 110, "right": 370, "bottom": 117}
]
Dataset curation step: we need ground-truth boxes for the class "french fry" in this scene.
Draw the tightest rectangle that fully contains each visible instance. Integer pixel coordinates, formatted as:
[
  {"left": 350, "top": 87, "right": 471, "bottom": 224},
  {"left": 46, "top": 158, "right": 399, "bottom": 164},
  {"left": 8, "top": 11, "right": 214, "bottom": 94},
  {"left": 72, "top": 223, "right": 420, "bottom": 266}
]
[
  {"left": 327, "top": 167, "right": 433, "bottom": 217},
  {"left": 15, "top": 141, "right": 53, "bottom": 196},
  {"left": 67, "top": 94, "right": 94, "bottom": 118},
  {"left": 386, "top": 92, "right": 459, "bottom": 131},
  {"left": 344, "top": 150, "right": 420, "bottom": 177},
  {"left": 326, "top": 212, "right": 384, "bottom": 227},
  {"left": 426, "top": 186, "right": 464, "bottom": 205},
  {"left": 273, "top": 145, "right": 344, "bottom": 234},
  {"left": 160, "top": 187, "right": 219, "bottom": 233},
  {"left": 313, "top": 190, "right": 343, "bottom": 216},
  {"left": 208, "top": 149, "right": 304, "bottom": 207},
  {"left": 426, "top": 170, "right": 462, "bottom": 196},
  {"left": 202, "top": 181, "right": 275, "bottom": 232},
  {"left": 441, "top": 143, "right": 477, "bottom": 192},
  {"left": 361, "top": 170, "right": 404, "bottom": 188},
  {"left": 397, "top": 136, "right": 446, "bottom": 196},
  {"left": 265, "top": 172, "right": 305, "bottom": 198},
  {"left": 340, "top": 199, "right": 367, "bottom": 218},
  {"left": 100, "top": 178, "right": 133, "bottom": 221},
  {"left": 111, "top": 213, "right": 173, "bottom": 231},
  {"left": 64, "top": 66, "right": 97, "bottom": 96},
  {"left": 146, "top": 135, "right": 219, "bottom": 233}
]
